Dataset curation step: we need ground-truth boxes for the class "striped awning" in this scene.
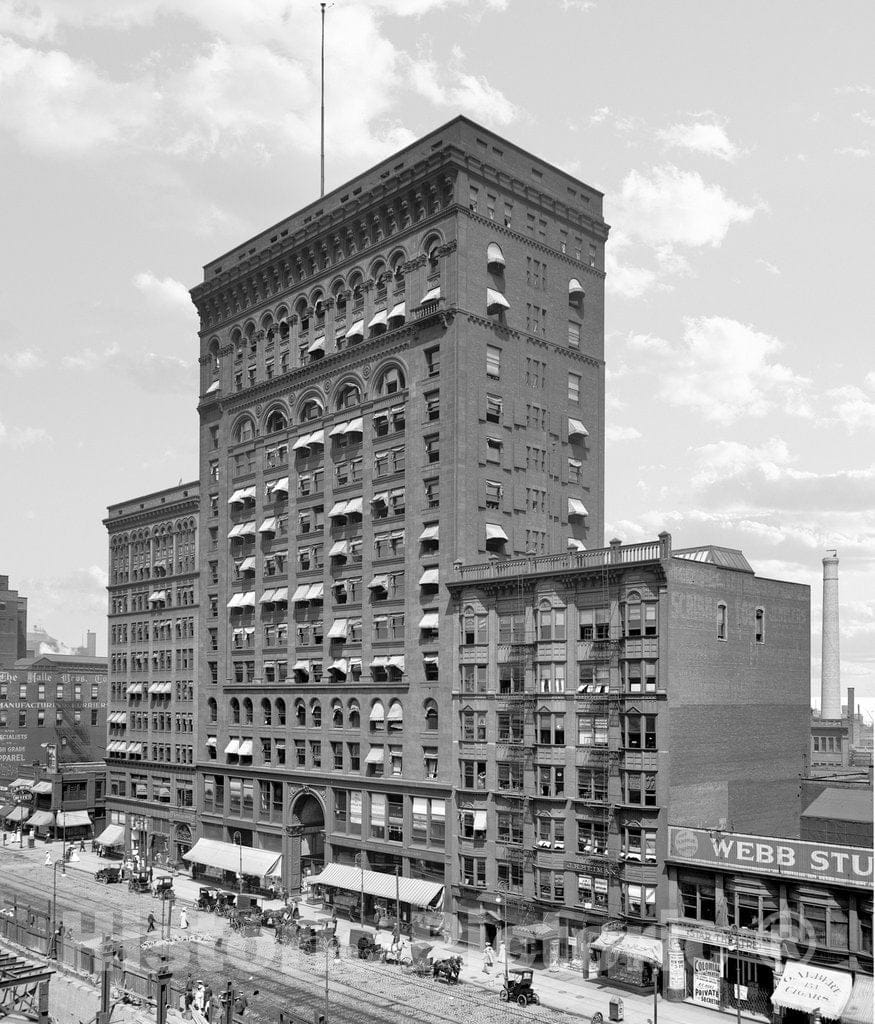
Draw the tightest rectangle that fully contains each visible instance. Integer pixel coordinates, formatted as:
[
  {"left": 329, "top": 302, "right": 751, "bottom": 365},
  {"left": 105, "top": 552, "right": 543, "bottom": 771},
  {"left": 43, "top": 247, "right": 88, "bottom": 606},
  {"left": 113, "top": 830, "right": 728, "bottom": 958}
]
[{"left": 309, "top": 863, "right": 443, "bottom": 909}]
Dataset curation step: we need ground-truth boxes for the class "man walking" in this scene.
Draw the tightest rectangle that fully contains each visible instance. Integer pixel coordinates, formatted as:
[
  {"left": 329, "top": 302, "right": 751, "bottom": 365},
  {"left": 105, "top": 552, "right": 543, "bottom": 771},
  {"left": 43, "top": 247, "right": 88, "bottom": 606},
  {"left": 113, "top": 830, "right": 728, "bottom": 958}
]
[{"left": 147, "top": 913, "right": 156, "bottom": 933}]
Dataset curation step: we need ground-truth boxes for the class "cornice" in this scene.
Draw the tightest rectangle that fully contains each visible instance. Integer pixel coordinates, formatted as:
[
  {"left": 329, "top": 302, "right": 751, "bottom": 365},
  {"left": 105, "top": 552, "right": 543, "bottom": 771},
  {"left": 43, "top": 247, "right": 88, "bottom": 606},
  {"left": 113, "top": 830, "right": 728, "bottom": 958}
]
[{"left": 104, "top": 498, "right": 199, "bottom": 531}]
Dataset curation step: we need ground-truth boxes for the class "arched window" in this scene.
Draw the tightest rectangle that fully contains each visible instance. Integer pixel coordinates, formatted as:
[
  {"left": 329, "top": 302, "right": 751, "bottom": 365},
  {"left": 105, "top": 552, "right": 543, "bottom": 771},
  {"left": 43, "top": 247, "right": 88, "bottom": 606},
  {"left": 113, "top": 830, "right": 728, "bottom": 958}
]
[
  {"left": 275, "top": 698, "right": 286, "bottom": 725},
  {"left": 208, "top": 341, "right": 220, "bottom": 377},
  {"left": 295, "top": 699, "right": 306, "bottom": 726},
  {"left": 265, "top": 408, "right": 288, "bottom": 434},
  {"left": 230, "top": 698, "right": 240, "bottom": 725},
  {"left": 370, "top": 699, "right": 385, "bottom": 732},
  {"left": 295, "top": 297, "right": 309, "bottom": 332},
  {"left": 717, "top": 602, "right": 728, "bottom": 641},
  {"left": 375, "top": 365, "right": 405, "bottom": 396},
  {"left": 336, "top": 383, "right": 362, "bottom": 410},
  {"left": 486, "top": 242, "right": 506, "bottom": 272},
  {"left": 311, "top": 700, "right": 322, "bottom": 728},
  {"left": 372, "top": 261, "right": 387, "bottom": 299},
  {"left": 348, "top": 700, "right": 360, "bottom": 729},
  {"left": 261, "top": 698, "right": 272, "bottom": 726},
  {"left": 390, "top": 252, "right": 405, "bottom": 284},
  {"left": 245, "top": 322, "right": 257, "bottom": 356},
  {"left": 332, "top": 282, "right": 347, "bottom": 313},
  {"left": 299, "top": 397, "right": 323, "bottom": 422},
  {"left": 424, "top": 700, "right": 438, "bottom": 731},
  {"left": 569, "top": 278, "right": 585, "bottom": 311},
  {"left": 332, "top": 701, "right": 343, "bottom": 728},
  {"left": 313, "top": 294, "right": 325, "bottom": 327},
  {"left": 207, "top": 698, "right": 217, "bottom": 723},
  {"left": 234, "top": 417, "right": 255, "bottom": 443},
  {"left": 242, "top": 697, "right": 253, "bottom": 725},
  {"left": 387, "top": 699, "right": 403, "bottom": 733}
]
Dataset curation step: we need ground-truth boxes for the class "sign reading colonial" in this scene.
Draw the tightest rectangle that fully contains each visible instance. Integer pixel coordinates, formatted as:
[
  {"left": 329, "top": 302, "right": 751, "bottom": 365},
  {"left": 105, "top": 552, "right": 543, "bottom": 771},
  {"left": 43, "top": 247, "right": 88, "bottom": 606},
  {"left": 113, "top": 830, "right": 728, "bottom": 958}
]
[{"left": 668, "top": 826, "right": 872, "bottom": 890}]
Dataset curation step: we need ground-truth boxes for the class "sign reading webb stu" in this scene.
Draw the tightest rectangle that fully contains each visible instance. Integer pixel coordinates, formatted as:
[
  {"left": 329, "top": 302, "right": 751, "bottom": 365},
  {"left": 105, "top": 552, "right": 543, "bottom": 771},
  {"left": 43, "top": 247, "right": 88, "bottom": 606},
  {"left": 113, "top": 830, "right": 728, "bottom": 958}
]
[{"left": 668, "top": 826, "right": 872, "bottom": 890}]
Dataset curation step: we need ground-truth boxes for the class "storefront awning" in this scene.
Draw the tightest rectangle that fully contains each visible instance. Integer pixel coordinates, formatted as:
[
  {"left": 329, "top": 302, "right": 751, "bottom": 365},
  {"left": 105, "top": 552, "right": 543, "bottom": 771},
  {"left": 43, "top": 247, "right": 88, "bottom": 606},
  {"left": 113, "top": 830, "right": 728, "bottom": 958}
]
[
  {"left": 4, "top": 806, "right": 29, "bottom": 822},
  {"left": 9, "top": 779, "right": 33, "bottom": 791},
  {"left": 27, "top": 811, "right": 55, "bottom": 828},
  {"left": 56, "top": 810, "right": 91, "bottom": 828},
  {"left": 772, "top": 961, "right": 853, "bottom": 1019},
  {"left": 591, "top": 932, "right": 663, "bottom": 964},
  {"left": 94, "top": 824, "right": 125, "bottom": 847},
  {"left": 309, "top": 863, "right": 443, "bottom": 909},
  {"left": 842, "top": 974, "right": 873, "bottom": 1024},
  {"left": 31, "top": 781, "right": 53, "bottom": 795},
  {"left": 183, "top": 838, "right": 281, "bottom": 878}
]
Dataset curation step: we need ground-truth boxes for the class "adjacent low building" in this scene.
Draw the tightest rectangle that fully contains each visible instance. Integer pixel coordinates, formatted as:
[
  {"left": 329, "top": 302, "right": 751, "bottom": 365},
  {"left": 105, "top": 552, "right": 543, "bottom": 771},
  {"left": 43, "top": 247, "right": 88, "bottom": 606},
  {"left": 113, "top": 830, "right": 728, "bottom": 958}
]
[
  {"left": 1, "top": 762, "right": 106, "bottom": 842},
  {"left": 664, "top": 824, "right": 872, "bottom": 1024}
]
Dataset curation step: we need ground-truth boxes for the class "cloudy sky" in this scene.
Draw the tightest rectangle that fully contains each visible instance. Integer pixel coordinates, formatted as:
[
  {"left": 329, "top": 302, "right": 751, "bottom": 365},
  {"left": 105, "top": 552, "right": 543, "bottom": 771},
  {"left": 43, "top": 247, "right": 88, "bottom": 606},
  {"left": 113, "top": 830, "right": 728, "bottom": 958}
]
[{"left": 1, "top": 0, "right": 872, "bottom": 711}]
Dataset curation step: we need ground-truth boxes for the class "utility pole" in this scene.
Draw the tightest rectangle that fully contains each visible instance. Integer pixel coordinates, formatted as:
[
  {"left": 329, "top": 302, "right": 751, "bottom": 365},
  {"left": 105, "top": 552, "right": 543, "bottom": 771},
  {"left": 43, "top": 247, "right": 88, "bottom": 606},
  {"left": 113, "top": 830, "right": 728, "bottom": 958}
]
[{"left": 320, "top": 2, "right": 326, "bottom": 197}]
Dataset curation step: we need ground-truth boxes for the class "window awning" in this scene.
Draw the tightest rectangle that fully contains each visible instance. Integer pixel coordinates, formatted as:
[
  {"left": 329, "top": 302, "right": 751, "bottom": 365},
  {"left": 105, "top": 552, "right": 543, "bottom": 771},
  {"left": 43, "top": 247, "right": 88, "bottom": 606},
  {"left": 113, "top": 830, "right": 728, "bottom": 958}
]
[
  {"left": 127, "top": 742, "right": 143, "bottom": 755},
  {"left": 238, "top": 740, "right": 253, "bottom": 757},
  {"left": 423, "top": 654, "right": 439, "bottom": 666},
  {"left": 569, "top": 278, "right": 585, "bottom": 297},
  {"left": 568, "top": 417, "right": 589, "bottom": 438},
  {"left": 224, "top": 739, "right": 240, "bottom": 755},
  {"left": 183, "top": 838, "right": 281, "bottom": 878},
  {"left": 27, "top": 811, "right": 55, "bottom": 828},
  {"left": 227, "top": 593, "right": 244, "bottom": 609},
  {"left": 328, "top": 500, "right": 349, "bottom": 517},
  {"left": 292, "top": 584, "right": 311, "bottom": 602},
  {"left": 420, "top": 286, "right": 441, "bottom": 305},
  {"left": 307, "top": 429, "right": 324, "bottom": 447},
  {"left": 294, "top": 660, "right": 310, "bottom": 672},
  {"left": 329, "top": 540, "right": 349, "bottom": 558},
  {"left": 307, "top": 335, "right": 325, "bottom": 354},
  {"left": 568, "top": 498, "right": 589, "bottom": 518},
  {"left": 472, "top": 810, "right": 487, "bottom": 831},
  {"left": 293, "top": 433, "right": 313, "bottom": 451},
  {"left": 272, "top": 586, "right": 288, "bottom": 602},
  {"left": 419, "top": 612, "right": 439, "bottom": 630},
  {"left": 388, "top": 655, "right": 405, "bottom": 671},
  {"left": 9, "top": 779, "right": 33, "bottom": 791},
  {"left": 388, "top": 302, "right": 406, "bottom": 323},
  {"left": 308, "top": 863, "right": 443, "bottom": 909},
  {"left": 94, "top": 824, "right": 125, "bottom": 847},
  {"left": 386, "top": 702, "right": 403, "bottom": 722},
  {"left": 134, "top": 783, "right": 148, "bottom": 797},
  {"left": 259, "top": 517, "right": 277, "bottom": 534},
  {"left": 486, "top": 288, "right": 510, "bottom": 313},
  {"left": 306, "top": 583, "right": 324, "bottom": 600},
  {"left": 771, "top": 961, "right": 852, "bottom": 1019},
  {"left": 268, "top": 477, "right": 289, "bottom": 494},
  {"left": 368, "top": 309, "right": 388, "bottom": 330},
  {"left": 842, "top": 974, "right": 873, "bottom": 1024},
  {"left": 238, "top": 556, "right": 256, "bottom": 572},
  {"left": 127, "top": 683, "right": 144, "bottom": 695},
  {"left": 206, "top": 737, "right": 217, "bottom": 747},
  {"left": 206, "top": 379, "right": 221, "bottom": 393},
  {"left": 371, "top": 655, "right": 389, "bottom": 668},
  {"left": 260, "top": 589, "right": 277, "bottom": 604},
  {"left": 368, "top": 575, "right": 389, "bottom": 590},
  {"left": 365, "top": 747, "right": 385, "bottom": 764},
  {"left": 3, "top": 806, "right": 29, "bottom": 822},
  {"left": 346, "top": 319, "right": 364, "bottom": 340},
  {"left": 345, "top": 497, "right": 363, "bottom": 515},
  {"left": 56, "top": 810, "right": 91, "bottom": 828},
  {"left": 31, "top": 781, "right": 53, "bottom": 795},
  {"left": 419, "top": 525, "right": 439, "bottom": 542},
  {"left": 369, "top": 702, "right": 385, "bottom": 722},
  {"left": 486, "top": 523, "right": 508, "bottom": 542},
  {"left": 486, "top": 242, "right": 506, "bottom": 268},
  {"left": 419, "top": 568, "right": 439, "bottom": 586},
  {"left": 330, "top": 658, "right": 348, "bottom": 674},
  {"left": 328, "top": 619, "right": 348, "bottom": 639},
  {"left": 591, "top": 933, "right": 663, "bottom": 964},
  {"left": 568, "top": 538, "right": 587, "bottom": 551},
  {"left": 228, "top": 488, "right": 249, "bottom": 505},
  {"left": 148, "top": 591, "right": 167, "bottom": 603}
]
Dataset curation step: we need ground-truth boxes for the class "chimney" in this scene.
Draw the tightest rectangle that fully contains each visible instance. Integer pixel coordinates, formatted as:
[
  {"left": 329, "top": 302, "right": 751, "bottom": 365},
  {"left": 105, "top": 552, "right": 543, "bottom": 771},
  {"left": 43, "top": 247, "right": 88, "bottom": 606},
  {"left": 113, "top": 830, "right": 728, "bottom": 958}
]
[
  {"left": 847, "top": 686, "right": 855, "bottom": 722},
  {"left": 821, "top": 551, "right": 841, "bottom": 719},
  {"left": 86, "top": 631, "right": 96, "bottom": 657}
]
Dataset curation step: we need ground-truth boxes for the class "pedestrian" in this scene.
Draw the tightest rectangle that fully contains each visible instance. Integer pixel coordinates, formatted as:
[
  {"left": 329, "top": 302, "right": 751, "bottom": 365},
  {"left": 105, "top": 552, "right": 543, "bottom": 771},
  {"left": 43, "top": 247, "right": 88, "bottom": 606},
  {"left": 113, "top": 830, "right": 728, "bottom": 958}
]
[
  {"left": 79, "top": 838, "right": 85, "bottom": 852},
  {"left": 203, "top": 985, "right": 213, "bottom": 1019},
  {"left": 291, "top": 903, "right": 299, "bottom": 921},
  {"left": 483, "top": 941, "right": 495, "bottom": 974},
  {"left": 44, "top": 851, "right": 51, "bottom": 866},
  {"left": 179, "top": 908, "right": 189, "bottom": 930},
  {"left": 148, "top": 867, "right": 153, "bottom": 883},
  {"left": 147, "top": 913, "right": 156, "bottom": 933},
  {"left": 330, "top": 907, "right": 338, "bottom": 934},
  {"left": 193, "top": 981, "right": 205, "bottom": 1012}
]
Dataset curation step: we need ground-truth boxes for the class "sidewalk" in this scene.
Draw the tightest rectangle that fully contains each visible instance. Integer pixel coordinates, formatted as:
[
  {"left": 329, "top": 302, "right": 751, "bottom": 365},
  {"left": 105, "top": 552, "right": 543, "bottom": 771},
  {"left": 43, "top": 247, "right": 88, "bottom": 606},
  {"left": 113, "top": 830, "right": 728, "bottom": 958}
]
[{"left": 4, "top": 839, "right": 727, "bottom": 1024}]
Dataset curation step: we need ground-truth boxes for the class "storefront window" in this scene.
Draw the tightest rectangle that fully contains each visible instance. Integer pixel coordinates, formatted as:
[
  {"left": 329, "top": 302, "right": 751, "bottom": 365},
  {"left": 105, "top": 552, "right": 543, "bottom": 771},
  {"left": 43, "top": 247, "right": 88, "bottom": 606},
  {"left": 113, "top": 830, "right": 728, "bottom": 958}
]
[
  {"left": 795, "top": 896, "right": 850, "bottom": 950},
  {"left": 679, "top": 874, "right": 716, "bottom": 922},
  {"left": 860, "top": 901, "right": 873, "bottom": 954}
]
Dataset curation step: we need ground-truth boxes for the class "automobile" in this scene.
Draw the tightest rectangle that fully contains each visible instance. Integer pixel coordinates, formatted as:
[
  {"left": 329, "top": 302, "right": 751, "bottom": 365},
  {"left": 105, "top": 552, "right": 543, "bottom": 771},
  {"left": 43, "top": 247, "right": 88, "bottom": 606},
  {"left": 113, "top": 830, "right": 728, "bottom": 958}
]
[
  {"left": 500, "top": 968, "right": 540, "bottom": 1007},
  {"left": 197, "top": 887, "right": 220, "bottom": 912},
  {"left": 94, "top": 866, "right": 122, "bottom": 885},
  {"left": 151, "top": 877, "right": 174, "bottom": 899},
  {"left": 128, "top": 871, "right": 150, "bottom": 894}
]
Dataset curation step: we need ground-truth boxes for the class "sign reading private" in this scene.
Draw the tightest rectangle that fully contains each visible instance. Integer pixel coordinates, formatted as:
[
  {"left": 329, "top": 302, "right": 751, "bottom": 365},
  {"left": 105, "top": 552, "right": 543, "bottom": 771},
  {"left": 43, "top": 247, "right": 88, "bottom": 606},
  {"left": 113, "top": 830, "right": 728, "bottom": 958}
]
[{"left": 668, "top": 826, "right": 872, "bottom": 889}]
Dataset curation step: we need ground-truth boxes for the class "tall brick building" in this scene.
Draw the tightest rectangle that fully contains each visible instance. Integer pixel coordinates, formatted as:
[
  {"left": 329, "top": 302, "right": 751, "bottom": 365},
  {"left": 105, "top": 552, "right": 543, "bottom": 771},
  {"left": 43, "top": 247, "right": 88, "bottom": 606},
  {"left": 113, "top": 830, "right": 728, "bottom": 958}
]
[
  {"left": 0, "top": 575, "right": 28, "bottom": 670},
  {"left": 445, "top": 533, "right": 810, "bottom": 977},
  {"left": 103, "top": 483, "right": 199, "bottom": 864},
  {"left": 185, "top": 116, "right": 608, "bottom": 896}
]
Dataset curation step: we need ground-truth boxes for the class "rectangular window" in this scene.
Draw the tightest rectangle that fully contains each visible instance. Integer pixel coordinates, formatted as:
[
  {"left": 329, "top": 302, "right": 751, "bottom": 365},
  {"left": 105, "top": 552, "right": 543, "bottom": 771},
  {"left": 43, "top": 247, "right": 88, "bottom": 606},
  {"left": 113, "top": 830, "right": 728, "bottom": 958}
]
[
  {"left": 755, "top": 608, "right": 765, "bottom": 643},
  {"left": 424, "top": 434, "right": 440, "bottom": 464},
  {"left": 568, "top": 372, "right": 581, "bottom": 402},
  {"left": 485, "top": 480, "right": 502, "bottom": 510},
  {"left": 486, "top": 345, "right": 501, "bottom": 379},
  {"left": 485, "top": 437, "right": 502, "bottom": 463},
  {"left": 425, "top": 346, "right": 440, "bottom": 377},
  {"left": 485, "top": 394, "right": 502, "bottom": 423},
  {"left": 718, "top": 604, "right": 727, "bottom": 640}
]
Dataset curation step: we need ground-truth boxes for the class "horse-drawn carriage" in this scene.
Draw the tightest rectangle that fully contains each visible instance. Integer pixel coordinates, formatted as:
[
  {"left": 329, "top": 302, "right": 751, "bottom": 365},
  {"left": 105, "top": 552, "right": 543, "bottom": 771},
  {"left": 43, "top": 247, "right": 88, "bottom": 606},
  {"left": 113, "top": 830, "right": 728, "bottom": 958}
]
[
  {"left": 128, "top": 870, "right": 150, "bottom": 894},
  {"left": 229, "top": 894, "right": 262, "bottom": 936}
]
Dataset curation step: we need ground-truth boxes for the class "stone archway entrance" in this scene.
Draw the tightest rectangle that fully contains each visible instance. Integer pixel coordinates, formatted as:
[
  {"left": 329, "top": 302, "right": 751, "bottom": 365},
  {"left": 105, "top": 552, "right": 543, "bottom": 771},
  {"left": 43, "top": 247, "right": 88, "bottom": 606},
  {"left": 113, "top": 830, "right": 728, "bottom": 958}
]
[{"left": 286, "top": 791, "right": 325, "bottom": 894}]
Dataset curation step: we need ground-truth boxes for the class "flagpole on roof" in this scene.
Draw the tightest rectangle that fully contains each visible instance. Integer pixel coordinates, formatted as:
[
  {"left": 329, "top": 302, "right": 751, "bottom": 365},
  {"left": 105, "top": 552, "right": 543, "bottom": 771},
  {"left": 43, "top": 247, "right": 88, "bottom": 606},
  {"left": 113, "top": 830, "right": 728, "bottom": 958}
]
[{"left": 320, "top": 2, "right": 326, "bottom": 197}]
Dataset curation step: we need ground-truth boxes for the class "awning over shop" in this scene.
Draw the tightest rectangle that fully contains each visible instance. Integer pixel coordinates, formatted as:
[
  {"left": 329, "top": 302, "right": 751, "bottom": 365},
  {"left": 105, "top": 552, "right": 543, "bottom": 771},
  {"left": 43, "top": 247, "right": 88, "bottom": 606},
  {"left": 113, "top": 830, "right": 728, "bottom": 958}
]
[
  {"left": 94, "top": 824, "right": 125, "bottom": 847},
  {"left": 9, "top": 779, "right": 33, "bottom": 791},
  {"left": 513, "top": 921, "right": 558, "bottom": 941},
  {"left": 4, "top": 806, "right": 29, "bottom": 822},
  {"left": 56, "top": 811, "right": 91, "bottom": 828},
  {"left": 309, "top": 863, "right": 443, "bottom": 909},
  {"left": 842, "top": 974, "right": 873, "bottom": 1024},
  {"left": 27, "top": 811, "right": 55, "bottom": 828},
  {"left": 183, "top": 838, "right": 281, "bottom": 878},
  {"left": 31, "top": 781, "right": 53, "bottom": 795},
  {"left": 591, "top": 932, "right": 663, "bottom": 964},
  {"left": 772, "top": 961, "right": 853, "bottom": 1019}
]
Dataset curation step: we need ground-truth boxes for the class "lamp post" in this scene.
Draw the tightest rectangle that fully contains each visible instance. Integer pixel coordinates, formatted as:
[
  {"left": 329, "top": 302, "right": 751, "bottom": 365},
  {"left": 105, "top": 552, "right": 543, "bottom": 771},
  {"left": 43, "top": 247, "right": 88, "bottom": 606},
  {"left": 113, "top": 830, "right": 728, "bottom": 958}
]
[
  {"left": 232, "top": 832, "right": 243, "bottom": 893},
  {"left": 355, "top": 851, "right": 365, "bottom": 927},
  {"left": 495, "top": 893, "right": 509, "bottom": 985},
  {"left": 51, "top": 859, "right": 66, "bottom": 958},
  {"left": 729, "top": 924, "right": 742, "bottom": 1024}
]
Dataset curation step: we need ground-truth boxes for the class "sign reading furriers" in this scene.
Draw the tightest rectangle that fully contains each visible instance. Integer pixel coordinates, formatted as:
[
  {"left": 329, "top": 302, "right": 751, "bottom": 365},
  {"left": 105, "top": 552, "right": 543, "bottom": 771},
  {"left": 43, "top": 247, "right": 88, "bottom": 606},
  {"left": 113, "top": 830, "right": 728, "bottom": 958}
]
[{"left": 668, "top": 825, "right": 872, "bottom": 890}]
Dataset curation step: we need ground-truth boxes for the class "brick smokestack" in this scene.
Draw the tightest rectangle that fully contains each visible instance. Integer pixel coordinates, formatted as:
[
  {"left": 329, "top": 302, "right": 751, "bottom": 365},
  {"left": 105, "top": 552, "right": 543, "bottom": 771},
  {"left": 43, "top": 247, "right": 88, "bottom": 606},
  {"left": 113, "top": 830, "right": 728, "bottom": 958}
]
[{"left": 821, "top": 551, "right": 841, "bottom": 719}]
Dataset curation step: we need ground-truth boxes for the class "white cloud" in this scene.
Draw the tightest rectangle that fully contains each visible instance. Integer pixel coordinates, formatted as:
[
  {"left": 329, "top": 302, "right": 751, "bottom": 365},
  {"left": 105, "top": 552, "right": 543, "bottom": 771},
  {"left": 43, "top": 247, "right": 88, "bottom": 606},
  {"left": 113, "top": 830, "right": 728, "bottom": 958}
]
[
  {"left": 606, "top": 425, "right": 642, "bottom": 442},
  {"left": 756, "top": 258, "right": 781, "bottom": 275},
  {"left": 605, "top": 250, "right": 659, "bottom": 298},
  {"left": 19, "top": 566, "right": 108, "bottom": 624},
  {"left": 824, "top": 381, "right": 875, "bottom": 433},
  {"left": 835, "top": 146, "right": 871, "bottom": 158},
  {"left": 626, "top": 317, "right": 812, "bottom": 424},
  {"left": 658, "top": 121, "right": 741, "bottom": 161},
  {"left": 133, "top": 271, "right": 194, "bottom": 312},
  {"left": 0, "top": 348, "right": 45, "bottom": 373},
  {"left": 614, "top": 165, "right": 758, "bottom": 249},
  {"left": 406, "top": 46, "right": 519, "bottom": 126},
  {"left": 62, "top": 344, "right": 195, "bottom": 393},
  {"left": 834, "top": 85, "right": 875, "bottom": 96},
  {"left": 0, "top": 420, "right": 52, "bottom": 447}
]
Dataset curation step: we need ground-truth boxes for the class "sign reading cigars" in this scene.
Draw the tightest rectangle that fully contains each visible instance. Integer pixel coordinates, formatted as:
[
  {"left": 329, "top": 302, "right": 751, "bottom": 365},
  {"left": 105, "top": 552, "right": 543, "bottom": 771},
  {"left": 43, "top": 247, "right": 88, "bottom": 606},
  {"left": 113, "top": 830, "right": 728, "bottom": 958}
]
[{"left": 668, "top": 826, "right": 872, "bottom": 889}]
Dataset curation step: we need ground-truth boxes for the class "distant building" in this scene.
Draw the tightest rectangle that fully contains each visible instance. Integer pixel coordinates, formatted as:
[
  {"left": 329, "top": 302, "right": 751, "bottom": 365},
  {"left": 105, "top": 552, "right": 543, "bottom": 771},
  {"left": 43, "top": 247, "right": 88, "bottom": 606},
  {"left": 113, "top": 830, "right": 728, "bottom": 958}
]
[
  {"left": 0, "top": 575, "right": 27, "bottom": 669},
  {"left": 801, "top": 788, "right": 873, "bottom": 848},
  {"left": 103, "top": 481, "right": 199, "bottom": 866},
  {"left": 27, "top": 626, "right": 98, "bottom": 659},
  {"left": 0, "top": 654, "right": 107, "bottom": 786},
  {"left": 1, "top": 762, "right": 106, "bottom": 841}
]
